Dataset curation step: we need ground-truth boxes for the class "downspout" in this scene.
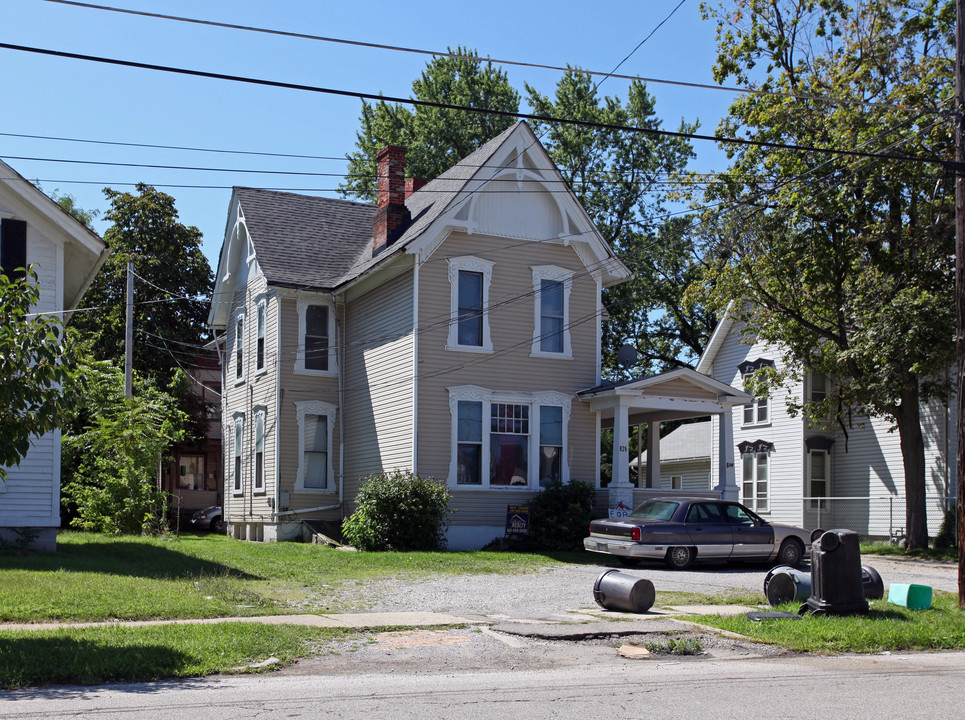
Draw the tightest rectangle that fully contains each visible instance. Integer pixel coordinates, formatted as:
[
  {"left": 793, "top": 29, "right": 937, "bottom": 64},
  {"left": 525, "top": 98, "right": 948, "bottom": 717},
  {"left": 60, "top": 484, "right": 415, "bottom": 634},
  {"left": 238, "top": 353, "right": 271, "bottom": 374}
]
[
  {"left": 412, "top": 253, "right": 420, "bottom": 473},
  {"left": 274, "top": 291, "right": 282, "bottom": 526}
]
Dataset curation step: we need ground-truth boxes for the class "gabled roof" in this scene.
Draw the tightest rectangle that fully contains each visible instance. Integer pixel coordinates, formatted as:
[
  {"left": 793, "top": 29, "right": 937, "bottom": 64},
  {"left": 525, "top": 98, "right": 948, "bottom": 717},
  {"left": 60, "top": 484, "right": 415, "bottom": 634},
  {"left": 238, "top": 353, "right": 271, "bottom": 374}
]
[
  {"left": 695, "top": 300, "right": 737, "bottom": 376},
  {"left": 0, "top": 158, "right": 109, "bottom": 311},
  {"left": 232, "top": 188, "right": 375, "bottom": 289},
  {"left": 210, "top": 121, "right": 631, "bottom": 327}
]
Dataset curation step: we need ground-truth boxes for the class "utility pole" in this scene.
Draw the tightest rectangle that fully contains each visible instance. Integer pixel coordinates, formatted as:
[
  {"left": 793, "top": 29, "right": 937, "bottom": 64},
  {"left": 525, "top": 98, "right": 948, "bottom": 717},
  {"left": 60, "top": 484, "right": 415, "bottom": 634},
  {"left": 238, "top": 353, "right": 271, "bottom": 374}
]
[
  {"left": 956, "top": 0, "right": 965, "bottom": 609},
  {"left": 125, "top": 260, "right": 134, "bottom": 399}
]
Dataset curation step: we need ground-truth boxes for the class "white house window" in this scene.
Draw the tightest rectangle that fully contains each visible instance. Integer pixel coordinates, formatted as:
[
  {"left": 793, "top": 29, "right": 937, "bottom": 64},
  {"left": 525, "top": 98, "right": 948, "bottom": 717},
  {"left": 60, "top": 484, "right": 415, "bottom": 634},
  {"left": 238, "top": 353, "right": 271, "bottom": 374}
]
[
  {"left": 232, "top": 415, "right": 244, "bottom": 495},
  {"left": 255, "top": 298, "right": 267, "bottom": 374},
  {"left": 539, "top": 405, "right": 563, "bottom": 486},
  {"left": 234, "top": 313, "right": 245, "bottom": 383},
  {"left": 295, "top": 401, "right": 336, "bottom": 492},
  {"left": 456, "top": 401, "right": 483, "bottom": 485},
  {"left": 738, "top": 359, "right": 774, "bottom": 427},
  {"left": 531, "top": 266, "right": 573, "bottom": 358},
  {"left": 448, "top": 387, "right": 570, "bottom": 489},
  {"left": 447, "top": 257, "right": 494, "bottom": 352},
  {"left": 739, "top": 440, "right": 772, "bottom": 513},
  {"left": 253, "top": 409, "right": 266, "bottom": 493},
  {"left": 295, "top": 298, "right": 336, "bottom": 375},
  {"left": 809, "top": 373, "right": 828, "bottom": 403},
  {"left": 808, "top": 449, "right": 829, "bottom": 508}
]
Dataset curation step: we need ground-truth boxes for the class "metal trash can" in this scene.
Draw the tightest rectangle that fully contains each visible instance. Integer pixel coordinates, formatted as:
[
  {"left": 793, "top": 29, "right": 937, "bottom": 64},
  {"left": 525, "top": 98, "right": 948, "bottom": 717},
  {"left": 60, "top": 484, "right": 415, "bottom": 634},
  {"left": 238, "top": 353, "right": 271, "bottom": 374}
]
[
  {"left": 800, "top": 529, "right": 868, "bottom": 615},
  {"left": 764, "top": 565, "right": 812, "bottom": 605},
  {"left": 593, "top": 569, "right": 655, "bottom": 613}
]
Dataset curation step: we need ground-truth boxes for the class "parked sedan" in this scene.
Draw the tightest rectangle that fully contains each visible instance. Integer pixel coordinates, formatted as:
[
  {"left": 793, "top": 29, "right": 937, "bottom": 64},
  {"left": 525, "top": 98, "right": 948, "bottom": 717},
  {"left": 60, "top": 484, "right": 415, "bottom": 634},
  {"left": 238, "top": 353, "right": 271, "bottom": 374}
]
[
  {"left": 584, "top": 498, "right": 812, "bottom": 569},
  {"left": 190, "top": 506, "right": 223, "bottom": 533}
]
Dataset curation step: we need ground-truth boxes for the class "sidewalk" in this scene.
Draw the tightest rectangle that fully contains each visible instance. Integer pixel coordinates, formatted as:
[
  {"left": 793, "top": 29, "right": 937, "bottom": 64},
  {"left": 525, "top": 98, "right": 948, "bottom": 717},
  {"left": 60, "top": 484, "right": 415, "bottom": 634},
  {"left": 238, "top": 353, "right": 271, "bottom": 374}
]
[{"left": 0, "top": 604, "right": 757, "bottom": 634}]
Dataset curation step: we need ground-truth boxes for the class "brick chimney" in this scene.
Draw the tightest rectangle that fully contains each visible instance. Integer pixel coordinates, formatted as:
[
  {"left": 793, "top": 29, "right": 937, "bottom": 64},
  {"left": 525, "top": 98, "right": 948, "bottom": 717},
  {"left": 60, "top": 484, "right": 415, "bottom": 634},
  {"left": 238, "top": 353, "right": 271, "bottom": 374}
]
[
  {"left": 373, "top": 145, "right": 410, "bottom": 254},
  {"left": 405, "top": 177, "right": 428, "bottom": 199}
]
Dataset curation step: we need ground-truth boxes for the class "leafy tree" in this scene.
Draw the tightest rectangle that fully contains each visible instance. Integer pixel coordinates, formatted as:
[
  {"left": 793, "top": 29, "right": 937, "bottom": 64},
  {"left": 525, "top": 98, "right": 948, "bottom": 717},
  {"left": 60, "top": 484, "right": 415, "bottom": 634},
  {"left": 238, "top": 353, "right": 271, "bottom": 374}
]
[
  {"left": 340, "top": 47, "right": 520, "bottom": 202},
  {"left": 50, "top": 190, "right": 99, "bottom": 229},
  {"left": 71, "top": 184, "right": 213, "bottom": 387},
  {"left": 0, "top": 269, "right": 78, "bottom": 481},
  {"left": 698, "top": 0, "right": 955, "bottom": 548},
  {"left": 526, "top": 72, "right": 713, "bottom": 377},
  {"left": 61, "top": 360, "right": 187, "bottom": 535}
]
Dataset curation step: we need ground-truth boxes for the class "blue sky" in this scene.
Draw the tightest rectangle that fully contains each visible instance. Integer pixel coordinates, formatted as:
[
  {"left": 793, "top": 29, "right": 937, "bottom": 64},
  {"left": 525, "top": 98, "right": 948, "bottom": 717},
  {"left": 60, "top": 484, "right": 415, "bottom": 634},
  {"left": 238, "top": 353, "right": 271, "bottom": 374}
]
[{"left": 3, "top": 0, "right": 737, "bottom": 268}]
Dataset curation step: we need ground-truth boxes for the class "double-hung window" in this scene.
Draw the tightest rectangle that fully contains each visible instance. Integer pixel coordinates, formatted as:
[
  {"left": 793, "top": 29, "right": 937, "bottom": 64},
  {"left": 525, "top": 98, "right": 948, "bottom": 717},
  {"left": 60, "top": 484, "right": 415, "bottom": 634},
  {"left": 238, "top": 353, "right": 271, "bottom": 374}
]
[
  {"left": 255, "top": 298, "right": 266, "bottom": 374},
  {"left": 531, "top": 266, "right": 573, "bottom": 358},
  {"left": 449, "top": 388, "right": 570, "bottom": 489},
  {"left": 253, "top": 409, "right": 265, "bottom": 493},
  {"left": 738, "top": 359, "right": 773, "bottom": 426},
  {"left": 296, "top": 401, "right": 336, "bottom": 492},
  {"left": 234, "top": 314, "right": 245, "bottom": 383},
  {"left": 738, "top": 440, "right": 772, "bottom": 513},
  {"left": 232, "top": 415, "right": 244, "bottom": 494},
  {"left": 295, "top": 298, "right": 336, "bottom": 374},
  {"left": 808, "top": 449, "right": 829, "bottom": 508},
  {"left": 447, "top": 257, "right": 494, "bottom": 352}
]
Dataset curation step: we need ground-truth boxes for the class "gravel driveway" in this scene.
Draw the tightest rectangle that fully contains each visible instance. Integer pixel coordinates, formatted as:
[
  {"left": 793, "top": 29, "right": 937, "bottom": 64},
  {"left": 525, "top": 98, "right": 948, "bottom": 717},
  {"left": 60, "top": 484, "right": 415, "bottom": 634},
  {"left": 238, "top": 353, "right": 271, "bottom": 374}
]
[{"left": 345, "top": 556, "right": 960, "bottom": 620}]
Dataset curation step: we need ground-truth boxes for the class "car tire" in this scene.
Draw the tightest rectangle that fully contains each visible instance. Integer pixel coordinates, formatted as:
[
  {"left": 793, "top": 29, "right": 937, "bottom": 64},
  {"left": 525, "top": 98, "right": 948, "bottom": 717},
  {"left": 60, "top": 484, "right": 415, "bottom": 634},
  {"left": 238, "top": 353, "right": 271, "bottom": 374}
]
[
  {"left": 777, "top": 538, "right": 804, "bottom": 568},
  {"left": 210, "top": 517, "right": 224, "bottom": 534},
  {"left": 665, "top": 546, "right": 694, "bottom": 570},
  {"left": 617, "top": 557, "right": 641, "bottom": 568}
]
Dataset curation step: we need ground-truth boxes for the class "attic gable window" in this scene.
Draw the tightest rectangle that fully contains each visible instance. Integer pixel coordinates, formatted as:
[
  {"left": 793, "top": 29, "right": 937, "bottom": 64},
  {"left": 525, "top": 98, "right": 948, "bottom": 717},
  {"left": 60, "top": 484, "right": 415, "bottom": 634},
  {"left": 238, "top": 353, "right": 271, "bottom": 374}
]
[
  {"left": 295, "top": 297, "right": 337, "bottom": 376},
  {"left": 255, "top": 297, "right": 267, "bottom": 374},
  {"left": 0, "top": 218, "right": 28, "bottom": 283},
  {"left": 447, "top": 257, "right": 494, "bottom": 353}
]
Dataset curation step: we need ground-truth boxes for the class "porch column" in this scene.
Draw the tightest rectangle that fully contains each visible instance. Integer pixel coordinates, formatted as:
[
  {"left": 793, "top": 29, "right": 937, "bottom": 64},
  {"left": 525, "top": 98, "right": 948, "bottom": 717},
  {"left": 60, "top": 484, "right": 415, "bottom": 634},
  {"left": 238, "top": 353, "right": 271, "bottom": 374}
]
[
  {"left": 646, "top": 421, "right": 660, "bottom": 489},
  {"left": 608, "top": 398, "right": 634, "bottom": 512},
  {"left": 714, "top": 407, "right": 739, "bottom": 500}
]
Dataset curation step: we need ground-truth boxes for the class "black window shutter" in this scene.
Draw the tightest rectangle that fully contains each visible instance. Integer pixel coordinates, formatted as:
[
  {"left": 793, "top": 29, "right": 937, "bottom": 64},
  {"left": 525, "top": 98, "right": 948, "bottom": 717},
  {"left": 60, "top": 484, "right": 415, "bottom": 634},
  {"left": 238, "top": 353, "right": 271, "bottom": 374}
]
[{"left": 0, "top": 218, "right": 28, "bottom": 282}]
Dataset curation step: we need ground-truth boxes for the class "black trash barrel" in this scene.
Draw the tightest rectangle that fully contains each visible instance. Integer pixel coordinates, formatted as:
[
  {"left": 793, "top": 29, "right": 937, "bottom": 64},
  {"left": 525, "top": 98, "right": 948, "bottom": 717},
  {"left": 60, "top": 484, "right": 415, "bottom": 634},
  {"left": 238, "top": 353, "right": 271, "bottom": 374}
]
[
  {"left": 593, "top": 569, "right": 655, "bottom": 613},
  {"left": 861, "top": 565, "right": 884, "bottom": 600},
  {"left": 764, "top": 565, "right": 812, "bottom": 605},
  {"left": 800, "top": 529, "right": 868, "bottom": 615}
]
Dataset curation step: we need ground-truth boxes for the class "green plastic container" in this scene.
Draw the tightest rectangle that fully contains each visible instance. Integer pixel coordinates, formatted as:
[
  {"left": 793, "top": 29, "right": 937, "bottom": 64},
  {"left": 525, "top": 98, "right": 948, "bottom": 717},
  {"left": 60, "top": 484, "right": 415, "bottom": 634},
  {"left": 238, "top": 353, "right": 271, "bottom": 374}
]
[{"left": 887, "top": 583, "right": 932, "bottom": 610}]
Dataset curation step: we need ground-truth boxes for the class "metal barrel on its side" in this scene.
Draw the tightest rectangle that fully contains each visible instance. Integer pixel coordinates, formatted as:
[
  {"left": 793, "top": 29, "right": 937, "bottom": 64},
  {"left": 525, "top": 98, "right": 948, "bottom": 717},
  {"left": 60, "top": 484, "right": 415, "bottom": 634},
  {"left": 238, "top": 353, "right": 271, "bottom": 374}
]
[{"left": 593, "top": 569, "right": 655, "bottom": 613}]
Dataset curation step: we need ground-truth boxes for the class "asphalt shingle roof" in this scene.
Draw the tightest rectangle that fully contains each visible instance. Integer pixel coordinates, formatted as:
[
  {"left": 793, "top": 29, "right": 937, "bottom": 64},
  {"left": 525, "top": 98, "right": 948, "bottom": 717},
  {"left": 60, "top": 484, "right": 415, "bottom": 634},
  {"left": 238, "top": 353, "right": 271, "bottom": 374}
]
[{"left": 235, "top": 123, "right": 524, "bottom": 291}]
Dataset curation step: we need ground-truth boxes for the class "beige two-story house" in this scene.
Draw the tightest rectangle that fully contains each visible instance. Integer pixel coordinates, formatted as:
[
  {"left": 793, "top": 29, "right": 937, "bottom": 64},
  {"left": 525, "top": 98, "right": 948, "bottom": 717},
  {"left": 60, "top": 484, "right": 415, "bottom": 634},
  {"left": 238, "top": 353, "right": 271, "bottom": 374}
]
[{"left": 208, "top": 122, "right": 638, "bottom": 548}]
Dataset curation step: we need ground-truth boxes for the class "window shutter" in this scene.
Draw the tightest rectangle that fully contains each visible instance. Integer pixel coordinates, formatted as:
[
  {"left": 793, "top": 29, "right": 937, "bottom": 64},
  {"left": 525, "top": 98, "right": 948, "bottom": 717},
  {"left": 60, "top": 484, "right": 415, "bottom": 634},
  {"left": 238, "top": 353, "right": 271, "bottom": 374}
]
[{"left": 0, "top": 218, "right": 28, "bottom": 282}]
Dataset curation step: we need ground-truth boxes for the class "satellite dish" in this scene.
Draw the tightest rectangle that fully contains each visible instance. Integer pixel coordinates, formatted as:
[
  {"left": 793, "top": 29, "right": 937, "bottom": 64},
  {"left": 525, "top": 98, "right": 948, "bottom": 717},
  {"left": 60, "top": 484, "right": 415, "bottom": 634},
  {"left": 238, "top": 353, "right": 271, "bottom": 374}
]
[{"left": 617, "top": 343, "right": 638, "bottom": 369}]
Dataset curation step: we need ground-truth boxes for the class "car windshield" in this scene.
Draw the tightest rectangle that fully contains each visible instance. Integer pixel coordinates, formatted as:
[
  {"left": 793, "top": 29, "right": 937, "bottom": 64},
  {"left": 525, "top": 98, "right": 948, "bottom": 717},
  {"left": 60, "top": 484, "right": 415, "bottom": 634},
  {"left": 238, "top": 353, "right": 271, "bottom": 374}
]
[{"left": 628, "top": 500, "right": 679, "bottom": 521}]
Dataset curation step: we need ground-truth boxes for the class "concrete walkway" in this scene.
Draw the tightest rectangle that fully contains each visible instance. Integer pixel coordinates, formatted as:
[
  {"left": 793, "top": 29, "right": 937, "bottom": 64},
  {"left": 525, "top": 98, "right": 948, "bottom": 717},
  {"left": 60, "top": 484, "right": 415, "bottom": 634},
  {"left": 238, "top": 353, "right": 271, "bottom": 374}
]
[{"left": 0, "top": 605, "right": 757, "bottom": 634}]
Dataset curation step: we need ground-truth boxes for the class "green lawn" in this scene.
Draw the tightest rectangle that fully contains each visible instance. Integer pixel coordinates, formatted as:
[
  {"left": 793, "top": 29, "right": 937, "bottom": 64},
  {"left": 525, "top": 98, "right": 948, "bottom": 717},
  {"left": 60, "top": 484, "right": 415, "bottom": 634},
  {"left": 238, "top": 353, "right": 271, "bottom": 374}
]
[{"left": 0, "top": 531, "right": 571, "bottom": 623}]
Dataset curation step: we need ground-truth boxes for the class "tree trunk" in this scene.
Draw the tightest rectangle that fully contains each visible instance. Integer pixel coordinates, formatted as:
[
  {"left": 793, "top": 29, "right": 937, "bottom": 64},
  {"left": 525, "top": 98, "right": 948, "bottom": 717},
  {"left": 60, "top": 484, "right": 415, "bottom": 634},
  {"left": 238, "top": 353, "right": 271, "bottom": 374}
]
[{"left": 895, "top": 381, "right": 929, "bottom": 550}]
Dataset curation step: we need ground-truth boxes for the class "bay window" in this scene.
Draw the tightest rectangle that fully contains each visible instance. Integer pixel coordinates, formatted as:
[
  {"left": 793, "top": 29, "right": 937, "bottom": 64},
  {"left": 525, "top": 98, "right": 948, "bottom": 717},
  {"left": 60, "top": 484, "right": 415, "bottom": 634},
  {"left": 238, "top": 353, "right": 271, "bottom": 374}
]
[{"left": 448, "top": 387, "right": 571, "bottom": 489}]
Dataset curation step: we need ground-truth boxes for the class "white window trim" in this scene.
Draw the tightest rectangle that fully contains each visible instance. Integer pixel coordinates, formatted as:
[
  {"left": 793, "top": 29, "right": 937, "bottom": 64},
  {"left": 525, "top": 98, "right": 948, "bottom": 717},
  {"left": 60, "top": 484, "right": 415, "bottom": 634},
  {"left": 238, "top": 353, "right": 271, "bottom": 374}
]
[
  {"left": 446, "top": 385, "right": 571, "bottom": 490},
  {"left": 741, "top": 450, "right": 770, "bottom": 513},
  {"left": 253, "top": 407, "right": 266, "bottom": 494},
  {"left": 741, "top": 394, "right": 770, "bottom": 428},
  {"left": 446, "top": 257, "right": 494, "bottom": 353},
  {"left": 254, "top": 296, "right": 267, "bottom": 376},
  {"left": 232, "top": 413, "right": 244, "bottom": 496},
  {"left": 234, "top": 310, "right": 246, "bottom": 385},
  {"left": 295, "top": 401, "right": 337, "bottom": 494},
  {"left": 530, "top": 265, "right": 573, "bottom": 359},
  {"left": 294, "top": 296, "right": 337, "bottom": 376}
]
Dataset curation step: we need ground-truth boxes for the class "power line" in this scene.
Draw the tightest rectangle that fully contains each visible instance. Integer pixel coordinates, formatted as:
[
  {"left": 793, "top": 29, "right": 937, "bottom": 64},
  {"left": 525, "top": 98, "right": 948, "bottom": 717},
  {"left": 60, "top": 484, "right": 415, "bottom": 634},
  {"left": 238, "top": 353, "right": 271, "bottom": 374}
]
[
  {"left": 0, "top": 42, "right": 947, "bottom": 167},
  {"left": 41, "top": 0, "right": 942, "bottom": 114}
]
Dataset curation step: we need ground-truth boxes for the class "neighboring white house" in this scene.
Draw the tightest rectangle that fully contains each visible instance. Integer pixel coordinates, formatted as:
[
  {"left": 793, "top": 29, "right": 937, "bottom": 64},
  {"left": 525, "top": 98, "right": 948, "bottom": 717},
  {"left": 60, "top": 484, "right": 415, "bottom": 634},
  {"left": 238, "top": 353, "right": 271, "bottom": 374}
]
[
  {"left": 630, "top": 420, "right": 712, "bottom": 492},
  {"left": 0, "top": 159, "right": 109, "bottom": 552},
  {"left": 696, "top": 312, "right": 955, "bottom": 539}
]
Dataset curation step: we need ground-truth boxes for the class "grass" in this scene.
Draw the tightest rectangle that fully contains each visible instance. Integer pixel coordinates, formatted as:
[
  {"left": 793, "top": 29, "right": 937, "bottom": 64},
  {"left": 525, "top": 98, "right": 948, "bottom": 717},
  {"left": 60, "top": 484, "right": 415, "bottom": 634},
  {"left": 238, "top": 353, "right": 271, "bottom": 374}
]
[
  {"left": 0, "top": 623, "right": 354, "bottom": 689},
  {"left": 686, "top": 591, "right": 965, "bottom": 653},
  {"left": 860, "top": 542, "right": 958, "bottom": 563},
  {"left": 0, "top": 531, "right": 569, "bottom": 623}
]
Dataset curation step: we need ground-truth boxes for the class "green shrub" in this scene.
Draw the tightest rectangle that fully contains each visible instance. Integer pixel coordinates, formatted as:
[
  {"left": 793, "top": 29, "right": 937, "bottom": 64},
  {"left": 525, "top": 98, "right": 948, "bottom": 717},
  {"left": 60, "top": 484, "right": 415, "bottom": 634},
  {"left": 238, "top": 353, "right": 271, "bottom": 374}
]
[
  {"left": 527, "top": 479, "right": 596, "bottom": 551},
  {"left": 341, "top": 471, "right": 451, "bottom": 551},
  {"left": 934, "top": 506, "right": 958, "bottom": 549}
]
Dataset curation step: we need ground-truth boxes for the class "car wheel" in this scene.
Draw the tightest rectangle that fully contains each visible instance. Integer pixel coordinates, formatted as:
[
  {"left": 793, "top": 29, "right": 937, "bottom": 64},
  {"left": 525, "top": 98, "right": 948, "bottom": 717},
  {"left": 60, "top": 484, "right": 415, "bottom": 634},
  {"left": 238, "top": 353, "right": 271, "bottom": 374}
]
[
  {"left": 210, "top": 517, "right": 224, "bottom": 534},
  {"left": 665, "top": 546, "right": 694, "bottom": 570},
  {"left": 617, "top": 557, "right": 641, "bottom": 568},
  {"left": 778, "top": 538, "right": 804, "bottom": 568}
]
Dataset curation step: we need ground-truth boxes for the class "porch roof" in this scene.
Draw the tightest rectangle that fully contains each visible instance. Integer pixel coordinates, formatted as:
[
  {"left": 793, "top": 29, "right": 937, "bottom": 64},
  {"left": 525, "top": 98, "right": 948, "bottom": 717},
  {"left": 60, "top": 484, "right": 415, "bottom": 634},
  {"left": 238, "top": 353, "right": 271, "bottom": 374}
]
[{"left": 578, "top": 368, "right": 751, "bottom": 427}]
